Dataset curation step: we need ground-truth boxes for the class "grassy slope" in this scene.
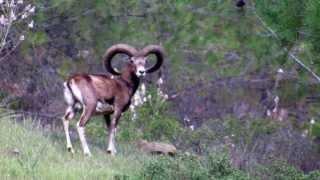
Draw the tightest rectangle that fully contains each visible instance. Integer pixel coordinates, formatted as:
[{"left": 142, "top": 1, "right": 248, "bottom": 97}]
[
  {"left": 1, "top": 113, "right": 320, "bottom": 179},
  {"left": 0, "top": 115, "right": 152, "bottom": 179}
]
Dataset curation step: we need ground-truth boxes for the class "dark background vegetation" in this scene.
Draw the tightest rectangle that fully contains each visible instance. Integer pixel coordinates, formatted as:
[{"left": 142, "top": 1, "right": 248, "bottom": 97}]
[{"left": 1, "top": 0, "right": 320, "bottom": 179}]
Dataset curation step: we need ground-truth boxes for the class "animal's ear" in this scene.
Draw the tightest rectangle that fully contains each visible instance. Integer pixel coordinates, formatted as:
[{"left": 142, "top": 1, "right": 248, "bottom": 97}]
[{"left": 129, "top": 57, "right": 135, "bottom": 63}]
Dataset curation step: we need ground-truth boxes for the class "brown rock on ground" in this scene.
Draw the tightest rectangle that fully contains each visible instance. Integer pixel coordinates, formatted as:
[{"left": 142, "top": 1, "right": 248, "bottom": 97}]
[{"left": 136, "top": 139, "right": 177, "bottom": 156}]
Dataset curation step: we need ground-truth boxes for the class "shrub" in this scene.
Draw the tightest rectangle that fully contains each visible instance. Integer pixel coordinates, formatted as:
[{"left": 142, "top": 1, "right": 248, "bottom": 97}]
[
  {"left": 119, "top": 87, "right": 182, "bottom": 142},
  {"left": 205, "top": 153, "right": 249, "bottom": 180},
  {"left": 256, "top": 161, "right": 320, "bottom": 180},
  {"left": 306, "top": 171, "right": 320, "bottom": 180},
  {"left": 139, "top": 152, "right": 249, "bottom": 180}
]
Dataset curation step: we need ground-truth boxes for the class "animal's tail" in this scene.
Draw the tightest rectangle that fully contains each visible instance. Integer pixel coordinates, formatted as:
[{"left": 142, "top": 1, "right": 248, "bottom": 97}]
[
  {"left": 63, "top": 81, "right": 77, "bottom": 120},
  {"left": 64, "top": 81, "right": 76, "bottom": 106}
]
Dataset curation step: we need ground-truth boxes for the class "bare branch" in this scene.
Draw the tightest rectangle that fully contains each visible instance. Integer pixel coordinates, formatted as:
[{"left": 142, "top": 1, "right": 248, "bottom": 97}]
[{"left": 253, "top": 9, "right": 320, "bottom": 83}]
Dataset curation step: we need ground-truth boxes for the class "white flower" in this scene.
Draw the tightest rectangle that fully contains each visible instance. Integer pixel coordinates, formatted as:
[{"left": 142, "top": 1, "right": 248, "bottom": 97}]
[
  {"left": 310, "top": 118, "right": 315, "bottom": 125},
  {"left": 163, "top": 94, "right": 169, "bottom": 100},
  {"left": 302, "top": 130, "right": 308, "bottom": 137},
  {"left": 19, "top": 35, "right": 25, "bottom": 41},
  {"left": 21, "top": 13, "right": 27, "bottom": 19},
  {"left": 189, "top": 125, "right": 194, "bottom": 131},
  {"left": 25, "top": 4, "right": 32, "bottom": 11},
  {"left": 134, "top": 100, "right": 139, "bottom": 106},
  {"left": 0, "top": 0, "right": 3, "bottom": 4},
  {"left": 184, "top": 116, "right": 190, "bottom": 122},
  {"left": 10, "top": 10, "right": 17, "bottom": 21},
  {"left": 29, "top": 6, "right": 35, "bottom": 13},
  {"left": 10, "top": 0, "right": 15, "bottom": 7},
  {"left": 277, "top": 68, "right": 284, "bottom": 73},
  {"left": 157, "top": 77, "right": 164, "bottom": 85},
  {"left": 0, "top": 15, "right": 6, "bottom": 25},
  {"left": 28, "top": 20, "right": 34, "bottom": 28},
  {"left": 17, "top": 0, "right": 23, "bottom": 4}
]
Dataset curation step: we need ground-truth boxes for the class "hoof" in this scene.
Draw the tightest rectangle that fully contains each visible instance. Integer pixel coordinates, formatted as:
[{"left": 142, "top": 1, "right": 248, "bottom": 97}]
[
  {"left": 84, "top": 152, "right": 92, "bottom": 157},
  {"left": 106, "top": 150, "right": 116, "bottom": 156},
  {"left": 67, "top": 147, "right": 74, "bottom": 154}
]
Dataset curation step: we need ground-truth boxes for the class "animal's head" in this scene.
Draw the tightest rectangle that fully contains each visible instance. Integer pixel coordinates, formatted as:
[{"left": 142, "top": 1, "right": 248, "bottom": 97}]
[{"left": 104, "top": 44, "right": 164, "bottom": 77}]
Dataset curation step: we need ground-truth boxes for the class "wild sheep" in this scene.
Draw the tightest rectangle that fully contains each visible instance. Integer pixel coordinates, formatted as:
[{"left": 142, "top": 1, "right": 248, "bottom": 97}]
[{"left": 62, "top": 44, "right": 164, "bottom": 156}]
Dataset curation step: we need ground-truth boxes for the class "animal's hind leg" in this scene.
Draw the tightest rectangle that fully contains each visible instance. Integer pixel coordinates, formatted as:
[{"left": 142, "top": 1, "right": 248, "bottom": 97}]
[
  {"left": 62, "top": 106, "right": 75, "bottom": 153},
  {"left": 76, "top": 105, "right": 95, "bottom": 157}
]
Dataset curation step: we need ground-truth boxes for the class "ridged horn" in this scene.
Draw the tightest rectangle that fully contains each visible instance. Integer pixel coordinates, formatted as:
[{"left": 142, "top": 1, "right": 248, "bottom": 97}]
[
  {"left": 104, "top": 44, "right": 138, "bottom": 75},
  {"left": 140, "top": 45, "right": 164, "bottom": 73}
]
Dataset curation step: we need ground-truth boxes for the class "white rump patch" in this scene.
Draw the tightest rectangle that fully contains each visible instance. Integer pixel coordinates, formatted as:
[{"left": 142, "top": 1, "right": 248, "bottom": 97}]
[
  {"left": 63, "top": 82, "right": 74, "bottom": 106},
  {"left": 70, "top": 80, "right": 84, "bottom": 104}
]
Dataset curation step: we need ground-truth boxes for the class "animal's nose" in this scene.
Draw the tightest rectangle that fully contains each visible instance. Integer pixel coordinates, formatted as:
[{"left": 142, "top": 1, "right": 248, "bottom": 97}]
[{"left": 139, "top": 70, "right": 145, "bottom": 74}]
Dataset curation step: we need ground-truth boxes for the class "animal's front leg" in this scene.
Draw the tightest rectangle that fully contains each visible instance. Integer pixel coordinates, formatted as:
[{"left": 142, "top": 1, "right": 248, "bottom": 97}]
[{"left": 107, "top": 110, "right": 121, "bottom": 155}]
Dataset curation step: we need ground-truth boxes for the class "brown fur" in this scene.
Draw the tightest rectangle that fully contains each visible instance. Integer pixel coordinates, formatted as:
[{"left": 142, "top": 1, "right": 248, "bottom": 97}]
[{"left": 66, "top": 64, "right": 139, "bottom": 127}]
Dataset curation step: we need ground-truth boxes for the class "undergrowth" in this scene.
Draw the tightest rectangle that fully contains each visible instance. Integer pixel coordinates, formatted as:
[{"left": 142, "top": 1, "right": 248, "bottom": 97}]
[{"left": 0, "top": 108, "right": 319, "bottom": 179}]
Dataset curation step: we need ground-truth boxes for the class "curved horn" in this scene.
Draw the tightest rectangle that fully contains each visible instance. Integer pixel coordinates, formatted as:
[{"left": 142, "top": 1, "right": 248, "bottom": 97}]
[
  {"left": 141, "top": 45, "right": 165, "bottom": 73},
  {"left": 104, "top": 44, "right": 138, "bottom": 75}
]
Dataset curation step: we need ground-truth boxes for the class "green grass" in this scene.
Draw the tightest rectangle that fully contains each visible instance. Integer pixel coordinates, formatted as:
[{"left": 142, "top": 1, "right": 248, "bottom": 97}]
[
  {"left": 0, "top": 109, "right": 251, "bottom": 180},
  {"left": 1, "top": 109, "right": 319, "bottom": 180},
  {"left": 0, "top": 115, "right": 149, "bottom": 179},
  {"left": 0, "top": 115, "right": 245, "bottom": 180}
]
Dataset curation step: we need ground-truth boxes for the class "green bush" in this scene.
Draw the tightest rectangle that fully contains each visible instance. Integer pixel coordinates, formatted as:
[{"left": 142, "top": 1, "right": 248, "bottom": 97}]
[
  {"left": 305, "top": 1, "right": 320, "bottom": 53},
  {"left": 255, "top": 0, "right": 306, "bottom": 46},
  {"left": 306, "top": 171, "right": 320, "bottom": 180},
  {"left": 139, "top": 152, "right": 249, "bottom": 180},
  {"left": 119, "top": 88, "right": 182, "bottom": 142},
  {"left": 258, "top": 161, "right": 306, "bottom": 180}
]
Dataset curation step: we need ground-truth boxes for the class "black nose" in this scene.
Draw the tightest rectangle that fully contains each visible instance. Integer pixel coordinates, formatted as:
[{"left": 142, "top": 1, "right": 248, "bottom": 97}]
[{"left": 139, "top": 70, "right": 145, "bottom": 74}]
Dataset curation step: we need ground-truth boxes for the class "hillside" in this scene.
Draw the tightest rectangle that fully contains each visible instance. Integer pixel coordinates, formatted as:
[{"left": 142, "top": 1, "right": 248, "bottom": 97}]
[
  {"left": 0, "top": 109, "right": 320, "bottom": 179},
  {"left": 1, "top": 0, "right": 320, "bottom": 178}
]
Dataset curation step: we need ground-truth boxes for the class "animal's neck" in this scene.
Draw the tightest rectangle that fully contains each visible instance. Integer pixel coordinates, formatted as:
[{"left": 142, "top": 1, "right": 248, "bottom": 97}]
[{"left": 120, "top": 69, "right": 140, "bottom": 97}]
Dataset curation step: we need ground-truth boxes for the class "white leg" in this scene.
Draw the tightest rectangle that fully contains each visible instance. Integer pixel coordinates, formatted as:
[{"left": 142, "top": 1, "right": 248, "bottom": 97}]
[
  {"left": 76, "top": 122, "right": 91, "bottom": 157},
  {"left": 113, "top": 128, "right": 117, "bottom": 154},
  {"left": 63, "top": 106, "right": 75, "bottom": 153},
  {"left": 63, "top": 119, "right": 74, "bottom": 153},
  {"left": 107, "top": 128, "right": 117, "bottom": 155},
  {"left": 107, "top": 110, "right": 121, "bottom": 155}
]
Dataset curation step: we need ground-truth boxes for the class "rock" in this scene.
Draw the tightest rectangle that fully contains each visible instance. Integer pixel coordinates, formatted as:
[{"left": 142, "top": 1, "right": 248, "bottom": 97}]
[{"left": 136, "top": 139, "right": 177, "bottom": 156}]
